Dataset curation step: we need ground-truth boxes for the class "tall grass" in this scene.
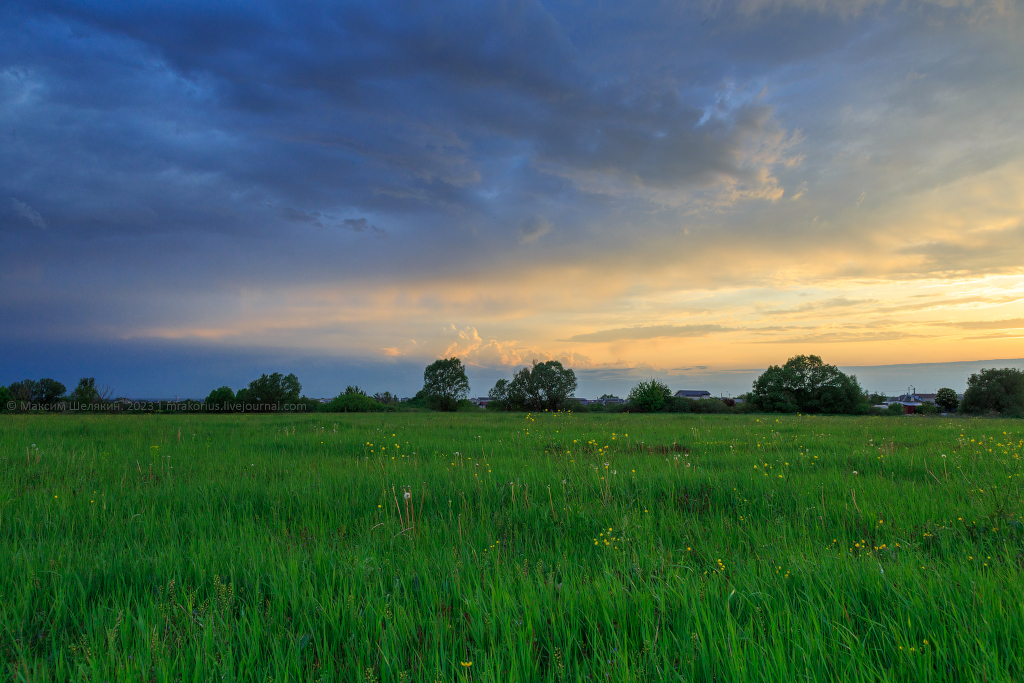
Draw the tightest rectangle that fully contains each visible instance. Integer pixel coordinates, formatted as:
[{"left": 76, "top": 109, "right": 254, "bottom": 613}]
[{"left": 0, "top": 412, "right": 1021, "bottom": 681}]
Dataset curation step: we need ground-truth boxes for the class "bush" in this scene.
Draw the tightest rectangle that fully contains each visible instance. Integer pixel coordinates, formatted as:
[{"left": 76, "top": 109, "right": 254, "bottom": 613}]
[
  {"left": 660, "top": 396, "right": 693, "bottom": 413},
  {"left": 569, "top": 402, "right": 608, "bottom": 412},
  {"left": 426, "top": 394, "right": 461, "bottom": 412},
  {"left": 401, "top": 390, "right": 430, "bottom": 410},
  {"left": 887, "top": 403, "right": 904, "bottom": 416},
  {"left": 960, "top": 368, "right": 1024, "bottom": 417},
  {"left": 733, "top": 400, "right": 758, "bottom": 413},
  {"left": 323, "top": 392, "right": 389, "bottom": 413},
  {"left": 560, "top": 399, "right": 585, "bottom": 412},
  {"left": 690, "top": 398, "right": 729, "bottom": 414}
]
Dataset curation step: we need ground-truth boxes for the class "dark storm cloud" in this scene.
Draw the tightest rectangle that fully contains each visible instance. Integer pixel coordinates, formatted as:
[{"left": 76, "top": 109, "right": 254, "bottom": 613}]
[
  {"left": 3, "top": 0, "right": 1005, "bottom": 267},
  {"left": 0, "top": 0, "right": 803, "bottom": 248}
]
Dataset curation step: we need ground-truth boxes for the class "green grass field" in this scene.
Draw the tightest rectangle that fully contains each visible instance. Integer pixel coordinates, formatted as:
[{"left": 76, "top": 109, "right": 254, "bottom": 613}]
[{"left": 1, "top": 412, "right": 1022, "bottom": 682}]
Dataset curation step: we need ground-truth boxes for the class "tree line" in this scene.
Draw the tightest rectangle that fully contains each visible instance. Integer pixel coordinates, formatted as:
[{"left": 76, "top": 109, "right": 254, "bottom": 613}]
[
  {"left": 2, "top": 355, "right": 1022, "bottom": 416},
  {"left": 745, "top": 355, "right": 1023, "bottom": 417}
]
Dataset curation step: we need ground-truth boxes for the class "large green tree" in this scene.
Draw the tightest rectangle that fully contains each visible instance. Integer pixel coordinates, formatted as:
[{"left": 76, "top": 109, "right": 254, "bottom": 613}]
[
  {"left": 7, "top": 380, "right": 35, "bottom": 404},
  {"left": 959, "top": 368, "right": 1024, "bottom": 417},
  {"left": 204, "top": 386, "right": 236, "bottom": 411},
  {"left": 422, "top": 358, "right": 470, "bottom": 411},
  {"left": 499, "top": 360, "right": 578, "bottom": 411},
  {"left": 487, "top": 378, "right": 511, "bottom": 410},
  {"left": 627, "top": 379, "right": 672, "bottom": 412},
  {"left": 935, "top": 387, "right": 959, "bottom": 412},
  {"left": 70, "top": 377, "right": 101, "bottom": 406},
  {"left": 244, "top": 373, "right": 302, "bottom": 410},
  {"left": 8, "top": 378, "right": 66, "bottom": 405},
  {"left": 751, "top": 355, "right": 867, "bottom": 414}
]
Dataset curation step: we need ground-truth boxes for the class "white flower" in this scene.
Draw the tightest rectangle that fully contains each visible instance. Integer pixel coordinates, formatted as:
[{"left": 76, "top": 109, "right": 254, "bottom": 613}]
[
  {"left": 853, "top": 471, "right": 858, "bottom": 475},
  {"left": 403, "top": 491, "right": 411, "bottom": 500}
]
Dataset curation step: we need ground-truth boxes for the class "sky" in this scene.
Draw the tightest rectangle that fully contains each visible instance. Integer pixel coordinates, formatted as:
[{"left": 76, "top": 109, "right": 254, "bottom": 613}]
[{"left": 2, "top": 0, "right": 1023, "bottom": 399}]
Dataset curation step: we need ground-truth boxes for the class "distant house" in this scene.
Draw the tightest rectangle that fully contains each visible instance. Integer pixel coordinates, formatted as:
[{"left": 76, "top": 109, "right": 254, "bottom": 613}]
[
  {"left": 470, "top": 397, "right": 492, "bottom": 407},
  {"left": 887, "top": 388, "right": 937, "bottom": 414},
  {"left": 675, "top": 390, "right": 712, "bottom": 400}
]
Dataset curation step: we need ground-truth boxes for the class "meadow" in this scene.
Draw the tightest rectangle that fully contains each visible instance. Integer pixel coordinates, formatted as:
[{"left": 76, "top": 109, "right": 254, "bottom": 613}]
[{"left": 0, "top": 411, "right": 1022, "bottom": 682}]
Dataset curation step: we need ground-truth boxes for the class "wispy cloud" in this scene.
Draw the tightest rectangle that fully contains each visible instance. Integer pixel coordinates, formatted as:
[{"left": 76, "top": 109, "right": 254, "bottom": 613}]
[
  {"left": 10, "top": 198, "right": 46, "bottom": 229},
  {"left": 950, "top": 318, "right": 1024, "bottom": 330},
  {"left": 342, "top": 218, "right": 387, "bottom": 237},
  {"left": 561, "top": 325, "right": 734, "bottom": 343}
]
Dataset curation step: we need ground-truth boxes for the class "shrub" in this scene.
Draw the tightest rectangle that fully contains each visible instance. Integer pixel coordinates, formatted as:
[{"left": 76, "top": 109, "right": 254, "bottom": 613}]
[
  {"left": 660, "top": 396, "right": 693, "bottom": 413},
  {"left": 690, "top": 398, "right": 729, "bottom": 414},
  {"left": 323, "top": 393, "right": 388, "bottom": 413},
  {"left": 560, "top": 399, "right": 585, "bottom": 412}
]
